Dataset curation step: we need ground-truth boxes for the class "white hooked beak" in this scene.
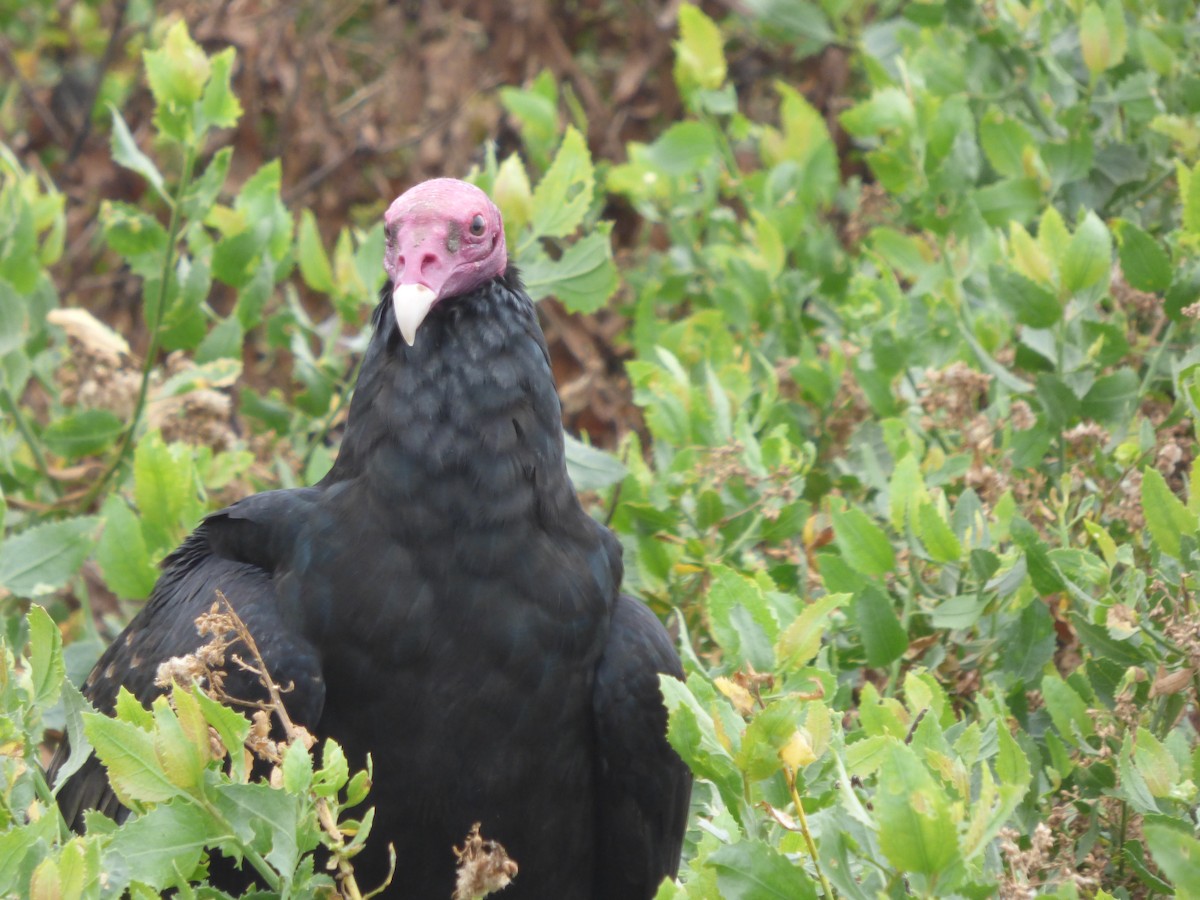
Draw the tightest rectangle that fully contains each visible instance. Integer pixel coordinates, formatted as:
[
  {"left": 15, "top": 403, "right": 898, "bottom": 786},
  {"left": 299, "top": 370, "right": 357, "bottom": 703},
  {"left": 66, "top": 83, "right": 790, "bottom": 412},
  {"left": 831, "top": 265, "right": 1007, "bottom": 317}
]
[{"left": 392, "top": 283, "right": 438, "bottom": 347}]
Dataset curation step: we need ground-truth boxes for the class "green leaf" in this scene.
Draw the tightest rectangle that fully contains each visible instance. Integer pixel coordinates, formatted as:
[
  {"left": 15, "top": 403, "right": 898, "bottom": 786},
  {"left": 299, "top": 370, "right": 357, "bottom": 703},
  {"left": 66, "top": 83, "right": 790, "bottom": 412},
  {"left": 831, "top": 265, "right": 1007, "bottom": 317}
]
[
  {"left": 990, "top": 265, "right": 1061, "bottom": 328},
  {"left": 674, "top": 4, "right": 727, "bottom": 97},
  {"left": 282, "top": 738, "right": 314, "bottom": 795},
  {"left": 109, "top": 107, "right": 167, "bottom": 202},
  {"left": 151, "top": 695, "right": 207, "bottom": 792},
  {"left": 1041, "top": 674, "right": 1095, "bottom": 744},
  {"left": 1141, "top": 466, "right": 1197, "bottom": 559},
  {"left": 142, "top": 24, "right": 208, "bottom": 143},
  {"left": 876, "top": 741, "right": 960, "bottom": 874},
  {"left": 979, "top": 110, "right": 1034, "bottom": 179},
  {"left": 888, "top": 453, "right": 926, "bottom": 532},
  {"left": 1184, "top": 162, "right": 1200, "bottom": 236},
  {"left": 493, "top": 153, "right": 533, "bottom": 244},
  {"left": 191, "top": 685, "right": 251, "bottom": 783},
  {"left": 134, "top": 431, "right": 203, "bottom": 556},
  {"left": 42, "top": 409, "right": 124, "bottom": 460},
  {"left": 1080, "top": 3, "right": 1116, "bottom": 76},
  {"left": 1145, "top": 824, "right": 1200, "bottom": 899},
  {"left": 211, "top": 783, "right": 305, "bottom": 877},
  {"left": 831, "top": 505, "right": 895, "bottom": 575},
  {"left": 1038, "top": 205, "right": 1071, "bottom": 268},
  {"left": 707, "top": 840, "right": 817, "bottom": 900},
  {"left": 563, "top": 432, "right": 627, "bottom": 491},
  {"left": 104, "top": 800, "right": 213, "bottom": 890},
  {"left": 1061, "top": 211, "right": 1112, "bottom": 294},
  {"left": 521, "top": 227, "right": 618, "bottom": 312},
  {"left": 0, "top": 516, "right": 98, "bottom": 598},
  {"left": 646, "top": 121, "right": 719, "bottom": 176},
  {"left": 0, "top": 278, "right": 25, "bottom": 356},
  {"left": 84, "top": 711, "right": 181, "bottom": 805},
  {"left": 915, "top": 500, "right": 962, "bottom": 563},
  {"left": 26, "top": 603, "right": 65, "bottom": 708},
  {"left": 1114, "top": 219, "right": 1172, "bottom": 293},
  {"left": 775, "top": 592, "right": 849, "bottom": 669},
  {"left": 706, "top": 564, "right": 777, "bottom": 669},
  {"left": 974, "top": 177, "right": 1042, "bottom": 227},
  {"left": 1011, "top": 516, "right": 1066, "bottom": 595},
  {"left": 197, "top": 47, "right": 242, "bottom": 134},
  {"left": 1133, "top": 727, "right": 1179, "bottom": 798},
  {"left": 101, "top": 201, "right": 169, "bottom": 267},
  {"left": 528, "top": 127, "right": 594, "bottom": 240},
  {"left": 1081, "top": 368, "right": 1138, "bottom": 428},
  {"left": 854, "top": 585, "right": 908, "bottom": 667},
  {"left": 297, "top": 209, "right": 334, "bottom": 294}
]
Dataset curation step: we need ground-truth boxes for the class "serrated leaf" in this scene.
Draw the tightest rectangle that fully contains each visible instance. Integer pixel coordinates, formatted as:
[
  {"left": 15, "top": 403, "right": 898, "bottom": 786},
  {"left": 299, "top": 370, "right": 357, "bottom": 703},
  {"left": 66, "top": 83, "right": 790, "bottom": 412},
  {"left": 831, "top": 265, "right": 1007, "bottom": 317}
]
[
  {"left": 198, "top": 47, "right": 242, "bottom": 134},
  {"left": 151, "top": 694, "right": 207, "bottom": 791},
  {"left": 775, "top": 592, "right": 849, "bottom": 670},
  {"left": 84, "top": 711, "right": 181, "bottom": 805},
  {"left": 521, "top": 227, "right": 618, "bottom": 312},
  {"left": 1114, "top": 219, "right": 1172, "bottom": 293},
  {"left": 831, "top": 505, "right": 895, "bottom": 575},
  {"left": 877, "top": 741, "right": 960, "bottom": 874},
  {"left": 1038, "top": 205, "right": 1071, "bottom": 268},
  {"left": 1133, "top": 727, "right": 1179, "bottom": 798},
  {"left": 0, "top": 516, "right": 98, "bottom": 598},
  {"left": 916, "top": 500, "right": 962, "bottom": 562},
  {"left": 706, "top": 564, "right": 777, "bottom": 670},
  {"left": 1142, "top": 466, "right": 1197, "bottom": 559},
  {"left": 1061, "top": 211, "right": 1112, "bottom": 294},
  {"left": 95, "top": 495, "right": 158, "bottom": 599},
  {"left": 990, "top": 264, "right": 1062, "bottom": 328},
  {"left": 104, "top": 800, "right": 213, "bottom": 890},
  {"left": 528, "top": 127, "right": 594, "bottom": 241},
  {"left": 26, "top": 603, "right": 65, "bottom": 708},
  {"left": 888, "top": 453, "right": 926, "bottom": 532},
  {"left": 674, "top": 4, "right": 727, "bottom": 97},
  {"left": 134, "top": 432, "right": 203, "bottom": 556},
  {"left": 1009, "top": 221, "right": 1054, "bottom": 285},
  {"left": 144, "top": 21, "right": 209, "bottom": 108},
  {"left": 282, "top": 738, "right": 314, "bottom": 795},
  {"left": 191, "top": 686, "right": 251, "bottom": 783}
]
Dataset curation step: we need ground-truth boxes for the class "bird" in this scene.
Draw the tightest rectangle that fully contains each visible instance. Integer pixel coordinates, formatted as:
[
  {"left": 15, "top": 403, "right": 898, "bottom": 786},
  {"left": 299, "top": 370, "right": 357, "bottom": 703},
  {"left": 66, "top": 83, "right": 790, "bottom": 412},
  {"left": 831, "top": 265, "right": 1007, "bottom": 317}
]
[{"left": 50, "top": 178, "right": 692, "bottom": 898}]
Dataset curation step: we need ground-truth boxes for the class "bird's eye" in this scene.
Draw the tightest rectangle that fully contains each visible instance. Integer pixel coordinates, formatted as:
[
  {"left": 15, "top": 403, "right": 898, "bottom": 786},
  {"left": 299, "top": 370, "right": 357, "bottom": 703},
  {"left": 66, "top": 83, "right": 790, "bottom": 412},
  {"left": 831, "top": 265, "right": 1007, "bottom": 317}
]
[
  {"left": 384, "top": 223, "right": 394, "bottom": 241},
  {"left": 469, "top": 214, "right": 486, "bottom": 236}
]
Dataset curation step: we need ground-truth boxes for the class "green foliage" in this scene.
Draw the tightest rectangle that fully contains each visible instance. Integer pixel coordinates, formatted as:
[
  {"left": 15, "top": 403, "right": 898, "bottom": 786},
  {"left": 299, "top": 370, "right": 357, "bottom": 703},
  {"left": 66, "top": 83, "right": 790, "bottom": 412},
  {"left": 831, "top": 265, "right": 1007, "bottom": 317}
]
[{"left": 3, "top": 1, "right": 1200, "bottom": 896}]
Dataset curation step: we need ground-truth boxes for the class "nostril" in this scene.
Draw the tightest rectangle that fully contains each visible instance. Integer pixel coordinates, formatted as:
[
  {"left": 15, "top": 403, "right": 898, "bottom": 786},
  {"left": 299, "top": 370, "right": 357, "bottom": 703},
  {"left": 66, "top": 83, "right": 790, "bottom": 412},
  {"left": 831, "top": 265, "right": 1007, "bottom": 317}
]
[{"left": 419, "top": 252, "right": 438, "bottom": 274}]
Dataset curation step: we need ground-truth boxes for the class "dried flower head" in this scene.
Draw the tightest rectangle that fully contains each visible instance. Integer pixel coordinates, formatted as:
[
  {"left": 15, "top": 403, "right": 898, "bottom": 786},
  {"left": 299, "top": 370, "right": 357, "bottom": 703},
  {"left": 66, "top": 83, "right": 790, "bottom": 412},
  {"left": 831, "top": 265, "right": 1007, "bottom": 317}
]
[{"left": 453, "top": 822, "right": 518, "bottom": 900}]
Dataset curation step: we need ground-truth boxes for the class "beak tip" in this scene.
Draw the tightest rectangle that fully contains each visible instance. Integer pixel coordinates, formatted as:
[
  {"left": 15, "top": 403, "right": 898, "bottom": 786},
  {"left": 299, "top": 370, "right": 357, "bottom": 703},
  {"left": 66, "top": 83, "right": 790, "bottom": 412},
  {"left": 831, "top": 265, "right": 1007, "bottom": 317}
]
[{"left": 391, "top": 283, "right": 438, "bottom": 349}]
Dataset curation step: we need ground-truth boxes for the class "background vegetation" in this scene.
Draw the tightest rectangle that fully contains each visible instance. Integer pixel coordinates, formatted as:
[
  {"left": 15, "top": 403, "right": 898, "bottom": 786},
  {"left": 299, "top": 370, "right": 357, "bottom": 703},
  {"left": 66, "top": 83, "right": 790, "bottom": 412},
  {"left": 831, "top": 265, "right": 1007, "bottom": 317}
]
[{"left": 2, "top": 0, "right": 1200, "bottom": 896}]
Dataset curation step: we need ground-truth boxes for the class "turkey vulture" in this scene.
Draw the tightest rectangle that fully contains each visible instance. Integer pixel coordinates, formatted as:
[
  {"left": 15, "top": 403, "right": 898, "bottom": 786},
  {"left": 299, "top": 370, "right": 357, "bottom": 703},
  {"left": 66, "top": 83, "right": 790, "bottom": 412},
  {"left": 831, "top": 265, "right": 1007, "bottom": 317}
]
[{"left": 51, "top": 179, "right": 692, "bottom": 898}]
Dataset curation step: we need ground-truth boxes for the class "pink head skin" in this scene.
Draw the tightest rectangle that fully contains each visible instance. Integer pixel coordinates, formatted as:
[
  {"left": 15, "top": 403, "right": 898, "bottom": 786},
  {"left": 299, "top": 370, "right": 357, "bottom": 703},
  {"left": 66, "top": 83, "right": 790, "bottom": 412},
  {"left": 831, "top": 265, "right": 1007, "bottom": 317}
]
[{"left": 382, "top": 178, "right": 508, "bottom": 346}]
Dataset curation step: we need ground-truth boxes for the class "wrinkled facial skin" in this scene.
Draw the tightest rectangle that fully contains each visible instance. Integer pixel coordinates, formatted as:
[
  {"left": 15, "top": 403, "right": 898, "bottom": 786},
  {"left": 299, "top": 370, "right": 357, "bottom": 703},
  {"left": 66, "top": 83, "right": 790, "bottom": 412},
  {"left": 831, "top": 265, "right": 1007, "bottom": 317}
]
[{"left": 382, "top": 179, "right": 508, "bottom": 345}]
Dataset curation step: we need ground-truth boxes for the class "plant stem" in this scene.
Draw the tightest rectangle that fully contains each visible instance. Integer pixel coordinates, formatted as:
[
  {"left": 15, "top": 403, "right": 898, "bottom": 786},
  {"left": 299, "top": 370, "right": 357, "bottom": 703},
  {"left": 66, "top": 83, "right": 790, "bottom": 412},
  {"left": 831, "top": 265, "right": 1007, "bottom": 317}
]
[
  {"left": 0, "top": 381, "right": 60, "bottom": 496},
  {"left": 785, "top": 766, "right": 835, "bottom": 899},
  {"left": 83, "top": 143, "right": 197, "bottom": 508}
]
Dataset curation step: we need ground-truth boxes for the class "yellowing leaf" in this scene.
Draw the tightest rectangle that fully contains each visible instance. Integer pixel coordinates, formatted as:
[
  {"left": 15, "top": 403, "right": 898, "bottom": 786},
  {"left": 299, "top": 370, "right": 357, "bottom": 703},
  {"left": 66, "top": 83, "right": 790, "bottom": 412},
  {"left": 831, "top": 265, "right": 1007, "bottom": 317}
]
[{"left": 780, "top": 730, "right": 816, "bottom": 769}]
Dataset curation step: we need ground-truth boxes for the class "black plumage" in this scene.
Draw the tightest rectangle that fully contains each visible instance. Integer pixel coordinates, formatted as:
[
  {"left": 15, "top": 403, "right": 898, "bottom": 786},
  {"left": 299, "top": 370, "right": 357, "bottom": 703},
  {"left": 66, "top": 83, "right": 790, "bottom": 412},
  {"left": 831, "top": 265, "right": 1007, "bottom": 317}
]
[{"left": 51, "top": 180, "right": 691, "bottom": 898}]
